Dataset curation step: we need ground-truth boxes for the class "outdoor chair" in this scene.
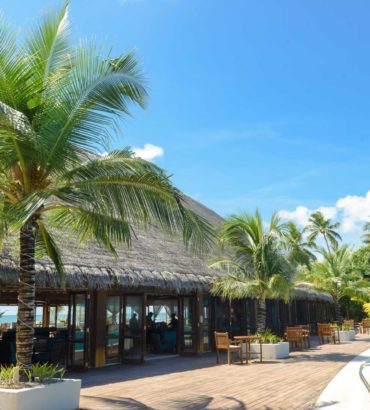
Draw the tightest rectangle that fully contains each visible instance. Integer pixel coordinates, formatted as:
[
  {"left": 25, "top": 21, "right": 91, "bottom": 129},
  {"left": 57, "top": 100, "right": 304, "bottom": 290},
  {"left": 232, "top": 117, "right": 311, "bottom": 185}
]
[
  {"left": 360, "top": 319, "right": 370, "bottom": 334},
  {"left": 214, "top": 331, "right": 243, "bottom": 365},
  {"left": 285, "top": 327, "right": 305, "bottom": 350},
  {"left": 317, "top": 323, "right": 337, "bottom": 344},
  {"left": 343, "top": 320, "right": 355, "bottom": 330},
  {"left": 295, "top": 325, "right": 311, "bottom": 348}
]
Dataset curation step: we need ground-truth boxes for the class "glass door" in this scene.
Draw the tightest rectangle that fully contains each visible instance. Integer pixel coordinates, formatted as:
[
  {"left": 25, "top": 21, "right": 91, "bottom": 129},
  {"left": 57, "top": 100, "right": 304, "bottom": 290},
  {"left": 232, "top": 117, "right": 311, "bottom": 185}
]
[
  {"left": 179, "top": 296, "right": 197, "bottom": 354},
  {"left": 202, "top": 297, "right": 211, "bottom": 352},
  {"left": 105, "top": 295, "right": 122, "bottom": 364},
  {"left": 68, "top": 292, "right": 89, "bottom": 370},
  {"left": 123, "top": 295, "right": 144, "bottom": 363}
]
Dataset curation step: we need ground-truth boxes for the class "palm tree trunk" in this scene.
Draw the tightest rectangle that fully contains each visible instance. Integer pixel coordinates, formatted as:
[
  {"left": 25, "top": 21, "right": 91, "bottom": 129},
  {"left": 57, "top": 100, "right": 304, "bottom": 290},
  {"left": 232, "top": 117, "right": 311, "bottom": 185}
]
[
  {"left": 16, "top": 221, "right": 36, "bottom": 381},
  {"left": 323, "top": 234, "right": 331, "bottom": 253},
  {"left": 256, "top": 298, "right": 266, "bottom": 333},
  {"left": 334, "top": 299, "right": 343, "bottom": 324}
]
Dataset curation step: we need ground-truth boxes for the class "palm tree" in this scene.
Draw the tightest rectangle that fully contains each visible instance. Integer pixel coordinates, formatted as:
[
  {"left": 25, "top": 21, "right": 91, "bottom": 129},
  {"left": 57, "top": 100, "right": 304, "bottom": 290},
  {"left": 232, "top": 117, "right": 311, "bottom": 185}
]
[
  {"left": 284, "top": 221, "right": 315, "bottom": 267},
  {"left": 304, "top": 211, "right": 342, "bottom": 252},
  {"left": 210, "top": 210, "right": 294, "bottom": 334},
  {"left": 362, "top": 222, "right": 370, "bottom": 245},
  {"left": 0, "top": 2, "right": 214, "bottom": 380},
  {"left": 300, "top": 245, "right": 370, "bottom": 323}
]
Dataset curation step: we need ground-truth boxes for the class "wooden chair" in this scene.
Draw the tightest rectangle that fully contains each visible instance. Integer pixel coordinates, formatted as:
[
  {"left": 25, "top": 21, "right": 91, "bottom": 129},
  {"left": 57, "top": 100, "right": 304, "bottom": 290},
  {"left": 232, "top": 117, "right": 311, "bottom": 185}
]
[
  {"left": 214, "top": 331, "right": 243, "bottom": 365},
  {"left": 343, "top": 320, "right": 355, "bottom": 330},
  {"left": 360, "top": 319, "right": 370, "bottom": 334},
  {"left": 317, "top": 323, "right": 336, "bottom": 344},
  {"left": 285, "top": 327, "right": 305, "bottom": 350},
  {"left": 296, "top": 325, "right": 311, "bottom": 348}
]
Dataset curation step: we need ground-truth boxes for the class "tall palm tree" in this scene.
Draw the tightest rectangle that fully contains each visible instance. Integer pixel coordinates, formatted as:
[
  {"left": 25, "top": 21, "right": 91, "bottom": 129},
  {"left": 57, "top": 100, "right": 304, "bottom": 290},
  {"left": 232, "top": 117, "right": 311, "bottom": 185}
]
[
  {"left": 210, "top": 210, "right": 294, "bottom": 333},
  {"left": 0, "top": 2, "right": 214, "bottom": 380},
  {"left": 284, "top": 221, "right": 315, "bottom": 267},
  {"left": 300, "top": 245, "right": 370, "bottom": 323},
  {"left": 304, "top": 211, "right": 342, "bottom": 252},
  {"left": 361, "top": 222, "right": 370, "bottom": 245}
]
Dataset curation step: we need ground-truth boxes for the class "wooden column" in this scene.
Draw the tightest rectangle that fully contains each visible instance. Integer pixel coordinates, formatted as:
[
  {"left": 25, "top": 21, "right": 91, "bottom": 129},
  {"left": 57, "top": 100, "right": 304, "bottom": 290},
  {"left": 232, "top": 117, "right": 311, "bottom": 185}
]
[
  {"left": 196, "top": 292, "right": 203, "bottom": 354},
  {"left": 43, "top": 299, "right": 49, "bottom": 327},
  {"left": 92, "top": 290, "right": 107, "bottom": 368}
]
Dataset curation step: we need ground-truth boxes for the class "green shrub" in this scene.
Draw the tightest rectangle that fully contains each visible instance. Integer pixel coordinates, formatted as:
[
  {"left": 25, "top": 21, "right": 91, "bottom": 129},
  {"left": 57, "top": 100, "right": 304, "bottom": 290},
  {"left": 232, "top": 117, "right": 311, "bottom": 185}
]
[
  {"left": 0, "top": 365, "right": 20, "bottom": 385},
  {"left": 30, "top": 363, "right": 65, "bottom": 384},
  {"left": 255, "top": 329, "right": 283, "bottom": 343}
]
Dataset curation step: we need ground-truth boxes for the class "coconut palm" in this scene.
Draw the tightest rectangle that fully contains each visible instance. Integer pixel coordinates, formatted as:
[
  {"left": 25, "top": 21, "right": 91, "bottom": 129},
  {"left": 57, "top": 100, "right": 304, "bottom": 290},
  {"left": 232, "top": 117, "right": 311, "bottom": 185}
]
[
  {"left": 361, "top": 222, "right": 370, "bottom": 245},
  {"left": 284, "top": 221, "right": 315, "bottom": 267},
  {"left": 210, "top": 210, "right": 294, "bottom": 333},
  {"left": 300, "top": 245, "right": 370, "bottom": 323},
  {"left": 304, "top": 211, "right": 341, "bottom": 252},
  {"left": 0, "top": 2, "right": 214, "bottom": 379}
]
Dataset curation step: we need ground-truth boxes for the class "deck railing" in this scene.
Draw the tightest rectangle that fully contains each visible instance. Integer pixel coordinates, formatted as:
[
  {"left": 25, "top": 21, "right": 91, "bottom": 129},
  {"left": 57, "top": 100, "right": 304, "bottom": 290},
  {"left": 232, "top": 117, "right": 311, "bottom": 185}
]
[{"left": 359, "top": 361, "right": 370, "bottom": 393}]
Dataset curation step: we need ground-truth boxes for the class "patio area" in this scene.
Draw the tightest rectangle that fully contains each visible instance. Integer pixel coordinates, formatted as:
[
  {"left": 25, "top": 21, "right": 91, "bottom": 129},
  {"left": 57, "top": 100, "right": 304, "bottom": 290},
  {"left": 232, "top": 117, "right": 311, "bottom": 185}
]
[{"left": 76, "top": 334, "right": 370, "bottom": 410}]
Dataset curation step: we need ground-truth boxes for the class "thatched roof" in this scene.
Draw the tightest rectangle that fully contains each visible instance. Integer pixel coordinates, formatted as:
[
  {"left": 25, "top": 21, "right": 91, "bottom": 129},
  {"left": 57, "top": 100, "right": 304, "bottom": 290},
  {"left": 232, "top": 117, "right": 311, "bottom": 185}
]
[
  {"left": 292, "top": 283, "right": 333, "bottom": 303},
  {"left": 0, "top": 197, "right": 223, "bottom": 293},
  {"left": 0, "top": 196, "right": 333, "bottom": 302}
]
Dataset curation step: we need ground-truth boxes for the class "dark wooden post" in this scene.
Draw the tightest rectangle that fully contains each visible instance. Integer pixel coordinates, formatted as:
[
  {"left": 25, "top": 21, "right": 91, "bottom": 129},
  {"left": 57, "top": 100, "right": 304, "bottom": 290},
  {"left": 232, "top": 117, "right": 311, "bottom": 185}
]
[{"left": 92, "top": 290, "right": 107, "bottom": 368}]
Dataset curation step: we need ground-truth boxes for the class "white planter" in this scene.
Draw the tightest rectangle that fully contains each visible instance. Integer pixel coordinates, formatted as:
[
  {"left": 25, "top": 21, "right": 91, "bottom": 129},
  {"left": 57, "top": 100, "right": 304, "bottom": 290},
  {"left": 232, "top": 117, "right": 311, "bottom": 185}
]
[
  {"left": 338, "top": 330, "right": 356, "bottom": 342},
  {"left": 243, "top": 342, "right": 290, "bottom": 360},
  {"left": 0, "top": 379, "right": 81, "bottom": 410}
]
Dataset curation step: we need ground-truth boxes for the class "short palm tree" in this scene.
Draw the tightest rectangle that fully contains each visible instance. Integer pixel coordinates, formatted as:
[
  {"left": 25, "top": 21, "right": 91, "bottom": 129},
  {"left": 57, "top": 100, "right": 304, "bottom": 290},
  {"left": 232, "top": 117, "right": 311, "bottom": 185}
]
[
  {"left": 210, "top": 210, "right": 294, "bottom": 333},
  {"left": 304, "top": 211, "right": 341, "bottom": 252},
  {"left": 0, "top": 2, "right": 213, "bottom": 379},
  {"left": 300, "top": 245, "right": 370, "bottom": 323}
]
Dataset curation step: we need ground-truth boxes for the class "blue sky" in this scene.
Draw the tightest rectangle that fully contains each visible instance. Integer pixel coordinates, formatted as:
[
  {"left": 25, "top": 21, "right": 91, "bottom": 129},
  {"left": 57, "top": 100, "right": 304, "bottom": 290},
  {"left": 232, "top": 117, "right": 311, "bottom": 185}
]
[{"left": 3, "top": 0, "right": 370, "bottom": 244}]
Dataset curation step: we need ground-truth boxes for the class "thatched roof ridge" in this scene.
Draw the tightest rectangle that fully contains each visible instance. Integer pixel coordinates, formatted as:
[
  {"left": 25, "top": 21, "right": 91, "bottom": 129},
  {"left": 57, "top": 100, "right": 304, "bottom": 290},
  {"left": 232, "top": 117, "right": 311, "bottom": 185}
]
[
  {"left": 0, "top": 196, "right": 332, "bottom": 302},
  {"left": 292, "top": 283, "right": 333, "bottom": 303}
]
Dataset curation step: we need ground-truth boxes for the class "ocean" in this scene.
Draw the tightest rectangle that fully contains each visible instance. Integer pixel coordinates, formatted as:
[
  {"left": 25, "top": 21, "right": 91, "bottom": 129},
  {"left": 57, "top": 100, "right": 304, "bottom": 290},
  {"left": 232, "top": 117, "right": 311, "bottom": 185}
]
[{"left": 0, "top": 314, "right": 43, "bottom": 325}]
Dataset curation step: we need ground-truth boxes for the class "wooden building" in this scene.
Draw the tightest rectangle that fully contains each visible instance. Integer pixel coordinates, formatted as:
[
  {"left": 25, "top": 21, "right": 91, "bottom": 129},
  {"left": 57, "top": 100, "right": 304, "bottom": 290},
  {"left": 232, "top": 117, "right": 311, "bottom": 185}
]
[{"left": 0, "top": 198, "right": 334, "bottom": 370}]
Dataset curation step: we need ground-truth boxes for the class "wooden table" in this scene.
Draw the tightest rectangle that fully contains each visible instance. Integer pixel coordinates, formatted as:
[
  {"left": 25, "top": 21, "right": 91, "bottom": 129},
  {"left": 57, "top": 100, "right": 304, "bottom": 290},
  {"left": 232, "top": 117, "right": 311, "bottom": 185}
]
[{"left": 234, "top": 335, "right": 263, "bottom": 364}]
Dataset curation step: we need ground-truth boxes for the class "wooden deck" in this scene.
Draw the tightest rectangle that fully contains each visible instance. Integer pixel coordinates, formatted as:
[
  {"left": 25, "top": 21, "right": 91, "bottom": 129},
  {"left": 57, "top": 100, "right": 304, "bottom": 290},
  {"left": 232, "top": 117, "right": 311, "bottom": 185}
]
[{"left": 76, "top": 335, "right": 370, "bottom": 410}]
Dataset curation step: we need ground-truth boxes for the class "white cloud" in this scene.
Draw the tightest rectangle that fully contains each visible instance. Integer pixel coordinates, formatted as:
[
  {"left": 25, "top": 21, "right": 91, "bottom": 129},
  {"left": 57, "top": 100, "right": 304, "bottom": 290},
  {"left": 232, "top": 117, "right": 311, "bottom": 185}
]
[
  {"left": 336, "top": 192, "right": 370, "bottom": 233},
  {"left": 279, "top": 190, "right": 370, "bottom": 235},
  {"left": 132, "top": 143, "right": 164, "bottom": 161},
  {"left": 279, "top": 206, "right": 312, "bottom": 226}
]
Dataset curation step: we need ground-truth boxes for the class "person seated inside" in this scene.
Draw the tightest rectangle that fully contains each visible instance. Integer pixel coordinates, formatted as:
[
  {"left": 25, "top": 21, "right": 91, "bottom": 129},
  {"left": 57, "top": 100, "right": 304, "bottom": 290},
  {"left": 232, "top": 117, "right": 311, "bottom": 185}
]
[
  {"left": 146, "top": 312, "right": 155, "bottom": 329},
  {"left": 129, "top": 313, "right": 140, "bottom": 334},
  {"left": 168, "top": 313, "right": 178, "bottom": 330}
]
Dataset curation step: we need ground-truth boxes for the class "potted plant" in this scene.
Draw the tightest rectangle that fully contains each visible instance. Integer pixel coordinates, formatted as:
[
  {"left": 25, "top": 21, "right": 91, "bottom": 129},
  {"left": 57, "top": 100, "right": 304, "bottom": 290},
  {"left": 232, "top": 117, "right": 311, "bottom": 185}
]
[
  {"left": 247, "top": 330, "right": 290, "bottom": 360},
  {"left": 333, "top": 324, "right": 356, "bottom": 342},
  {"left": 0, "top": 363, "right": 81, "bottom": 410}
]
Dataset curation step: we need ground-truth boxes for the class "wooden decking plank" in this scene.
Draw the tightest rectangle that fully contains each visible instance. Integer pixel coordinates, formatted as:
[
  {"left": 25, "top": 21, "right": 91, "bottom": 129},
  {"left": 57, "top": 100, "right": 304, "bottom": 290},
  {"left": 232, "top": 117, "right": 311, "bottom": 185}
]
[{"left": 76, "top": 335, "right": 370, "bottom": 410}]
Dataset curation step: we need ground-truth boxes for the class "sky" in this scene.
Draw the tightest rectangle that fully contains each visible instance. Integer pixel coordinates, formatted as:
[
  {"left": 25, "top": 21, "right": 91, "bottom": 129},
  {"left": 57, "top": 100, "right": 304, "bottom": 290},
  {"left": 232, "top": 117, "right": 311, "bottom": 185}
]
[{"left": 2, "top": 0, "right": 370, "bottom": 246}]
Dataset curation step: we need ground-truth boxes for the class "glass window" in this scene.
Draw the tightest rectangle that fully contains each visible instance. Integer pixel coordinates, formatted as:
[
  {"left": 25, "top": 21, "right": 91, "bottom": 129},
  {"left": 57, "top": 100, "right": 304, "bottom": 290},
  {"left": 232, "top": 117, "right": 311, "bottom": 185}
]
[
  {"left": 34, "top": 305, "right": 44, "bottom": 327},
  {"left": 124, "top": 296, "right": 143, "bottom": 360},
  {"left": 49, "top": 306, "right": 57, "bottom": 327},
  {"left": 202, "top": 297, "right": 210, "bottom": 351},
  {"left": 182, "top": 297, "right": 195, "bottom": 352},
  {"left": 56, "top": 305, "right": 68, "bottom": 328},
  {"left": 74, "top": 295, "right": 86, "bottom": 340},
  {"left": 106, "top": 296, "right": 121, "bottom": 364}
]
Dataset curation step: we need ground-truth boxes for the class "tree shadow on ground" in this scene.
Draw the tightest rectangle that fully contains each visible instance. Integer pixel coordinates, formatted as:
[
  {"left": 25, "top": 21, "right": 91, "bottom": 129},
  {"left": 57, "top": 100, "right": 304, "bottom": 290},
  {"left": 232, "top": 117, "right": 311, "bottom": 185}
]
[{"left": 79, "top": 394, "right": 249, "bottom": 410}]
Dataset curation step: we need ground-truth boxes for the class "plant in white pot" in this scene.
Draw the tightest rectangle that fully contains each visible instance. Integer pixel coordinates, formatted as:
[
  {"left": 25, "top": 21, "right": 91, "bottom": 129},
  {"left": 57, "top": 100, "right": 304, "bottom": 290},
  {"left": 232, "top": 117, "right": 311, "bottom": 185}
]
[
  {"left": 0, "top": 363, "right": 81, "bottom": 410},
  {"left": 332, "top": 324, "right": 356, "bottom": 342},
  {"left": 247, "top": 329, "right": 290, "bottom": 361}
]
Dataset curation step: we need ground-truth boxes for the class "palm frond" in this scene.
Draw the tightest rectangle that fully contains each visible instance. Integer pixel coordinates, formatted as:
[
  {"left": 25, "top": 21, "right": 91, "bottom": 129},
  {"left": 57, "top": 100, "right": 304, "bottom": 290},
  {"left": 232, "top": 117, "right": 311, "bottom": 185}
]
[
  {"left": 38, "top": 44, "right": 147, "bottom": 175},
  {"left": 36, "top": 221, "right": 65, "bottom": 285},
  {"left": 211, "top": 274, "right": 261, "bottom": 300}
]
